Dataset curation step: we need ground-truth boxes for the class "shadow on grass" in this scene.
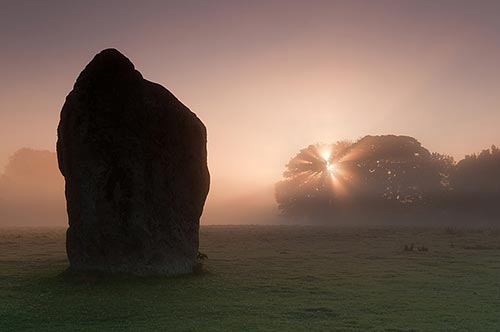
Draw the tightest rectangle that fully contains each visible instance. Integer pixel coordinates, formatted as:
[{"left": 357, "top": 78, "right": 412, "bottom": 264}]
[{"left": 57, "top": 262, "right": 211, "bottom": 285}]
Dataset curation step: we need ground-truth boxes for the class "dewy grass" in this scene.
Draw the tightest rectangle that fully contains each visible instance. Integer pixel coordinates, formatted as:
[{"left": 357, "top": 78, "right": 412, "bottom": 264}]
[{"left": 0, "top": 225, "right": 499, "bottom": 332}]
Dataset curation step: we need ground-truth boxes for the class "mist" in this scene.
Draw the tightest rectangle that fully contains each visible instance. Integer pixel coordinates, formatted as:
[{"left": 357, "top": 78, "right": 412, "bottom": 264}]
[
  {"left": 0, "top": 148, "right": 281, "bottom": 226},
  {"left": 2, "top": 138, "right": 499, "bottom": 228},
  {"left": 2, "top": 1, "right": 500, "bottom": 228},
  {"left": 3, "top": 1, "right": 500, "bottom": 210},
  {"left": 0, "top": 149, "right": 65, "bottom": 226}
]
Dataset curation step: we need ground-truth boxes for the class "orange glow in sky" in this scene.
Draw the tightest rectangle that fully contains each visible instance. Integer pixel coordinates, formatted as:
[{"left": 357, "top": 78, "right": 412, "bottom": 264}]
[{"left": 1, "top": 1, "right": 500, "bottom": 224}]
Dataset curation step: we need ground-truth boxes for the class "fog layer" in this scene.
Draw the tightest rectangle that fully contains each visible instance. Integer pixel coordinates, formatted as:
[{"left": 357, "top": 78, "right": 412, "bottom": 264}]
[{"left": 0, "top": 148, "right": 278, "bottom": 226}]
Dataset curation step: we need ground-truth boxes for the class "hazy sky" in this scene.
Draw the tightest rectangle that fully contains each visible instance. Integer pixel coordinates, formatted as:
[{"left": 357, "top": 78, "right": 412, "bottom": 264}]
[{"left": 1, "top": 0, "right": 500, "bottom": 216}]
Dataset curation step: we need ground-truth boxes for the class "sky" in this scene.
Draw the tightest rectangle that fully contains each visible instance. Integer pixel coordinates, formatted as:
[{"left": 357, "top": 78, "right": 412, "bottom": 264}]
[{"left": 1, "top": 0, "right": 500, "bottom": 224}]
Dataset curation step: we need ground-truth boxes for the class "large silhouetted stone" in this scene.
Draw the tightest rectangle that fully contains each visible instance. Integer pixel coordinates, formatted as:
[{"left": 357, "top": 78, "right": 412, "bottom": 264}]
[{"left": 57, "top": 49, "right": 210, "bottom": 275}]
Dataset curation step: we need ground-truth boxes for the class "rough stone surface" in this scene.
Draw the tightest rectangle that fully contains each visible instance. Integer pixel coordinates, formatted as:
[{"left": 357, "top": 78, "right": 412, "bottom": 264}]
[{"left": 57, "top": 49, "right": 210, "bottom": 275}]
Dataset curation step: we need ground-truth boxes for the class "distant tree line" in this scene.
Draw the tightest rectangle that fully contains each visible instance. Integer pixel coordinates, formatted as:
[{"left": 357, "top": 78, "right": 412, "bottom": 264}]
[
  {"left": 275, "top": 135, "right": 500, "bottom": 226},
  {"left": 0, "top": 148, "right": 65, "bottom": 226}
]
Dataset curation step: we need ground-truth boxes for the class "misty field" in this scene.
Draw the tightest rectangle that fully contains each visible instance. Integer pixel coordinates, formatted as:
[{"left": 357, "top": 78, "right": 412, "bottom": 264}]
[{"left": 1, "top": 226, "right": 499, "bottom": 332}]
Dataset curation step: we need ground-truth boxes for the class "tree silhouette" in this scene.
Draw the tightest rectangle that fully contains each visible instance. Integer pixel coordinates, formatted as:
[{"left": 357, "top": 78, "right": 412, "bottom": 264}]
[
  {"left": 275, "top": 141, "right": 351, "bottom": 220},
  {"left": 449, "top": 145, "right": 500, "bottom": 221},
  {"left": 276, "top": 135, "right": 449, "bottom": 223},
  {"left": 0, "top": 148, "right": 65, "bottom": 226},
  {"left": 346, "top": 135, "right": 444, "bottom": 205},
  {"left": 452, "top": 145, "right": 500, "bottom": 194}
]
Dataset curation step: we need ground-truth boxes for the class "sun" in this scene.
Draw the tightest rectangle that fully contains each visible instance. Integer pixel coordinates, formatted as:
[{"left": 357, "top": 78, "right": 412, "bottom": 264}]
[
  {"left": 321, "top": 150, "right": 331, "bottom": 162},
  {"left": 318, "top": 147, "right": 338, "bottom": 175},
  {"left": 325, "top": 160, "right": 340, "bottom": 176}
]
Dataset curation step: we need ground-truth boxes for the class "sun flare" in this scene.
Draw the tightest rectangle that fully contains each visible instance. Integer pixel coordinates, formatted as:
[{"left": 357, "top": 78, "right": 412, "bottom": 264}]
[
  {"left": 321, "top": 150, "right": 331, "bottom": 162},
  {"left": 326, "top": 162, "right": 336, "bottom": 173}
]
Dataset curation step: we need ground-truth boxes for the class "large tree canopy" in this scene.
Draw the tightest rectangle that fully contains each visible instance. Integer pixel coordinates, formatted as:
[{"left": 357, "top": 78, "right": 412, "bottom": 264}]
[{"left": 275, "top": 135, "right": 455, "bottom": 223}]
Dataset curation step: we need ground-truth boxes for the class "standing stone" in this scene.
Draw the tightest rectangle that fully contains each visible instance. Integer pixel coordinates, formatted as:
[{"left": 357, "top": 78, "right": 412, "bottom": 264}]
[{"left": 57, "top": 49, "right": 210, "bottom": 275}]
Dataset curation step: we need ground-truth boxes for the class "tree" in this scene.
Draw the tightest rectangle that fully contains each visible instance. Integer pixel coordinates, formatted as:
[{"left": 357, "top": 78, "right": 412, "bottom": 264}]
[
  {"left": 452, "top": 145, "right": 500, "bottom": 194},
  {"left": 449, "top": 145, "right": 500, "bottom": 221},
  {"left": 430, "top": 152, "right": 455, "bottom": 189},
  {"left": 0, "top": 148, "right": 66, "bottom": 226},
  {"left": 275, "top": 135, "right": 447, "bottom": 223},
  {"left": 345, "top": 135, "right": 444, "bottom": 205}
]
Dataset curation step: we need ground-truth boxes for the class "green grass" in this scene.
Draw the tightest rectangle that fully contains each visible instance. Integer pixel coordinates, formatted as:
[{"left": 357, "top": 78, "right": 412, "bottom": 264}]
[{"left": 1, "top": 226, "right": 500, "bottom": 331}]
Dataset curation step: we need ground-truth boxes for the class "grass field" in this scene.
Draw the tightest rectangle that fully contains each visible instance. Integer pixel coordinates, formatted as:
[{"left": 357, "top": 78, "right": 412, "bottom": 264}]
[{"left": 1, "top": 225, "right": 499, "bottom": 332}]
